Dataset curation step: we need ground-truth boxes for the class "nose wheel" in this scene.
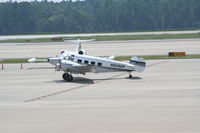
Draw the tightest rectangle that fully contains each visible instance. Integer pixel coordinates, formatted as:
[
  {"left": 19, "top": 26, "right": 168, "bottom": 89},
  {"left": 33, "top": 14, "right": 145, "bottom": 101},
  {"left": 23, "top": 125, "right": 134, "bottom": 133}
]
[{"left": 62, "top": 73, "right": 73, "bottom": 82}]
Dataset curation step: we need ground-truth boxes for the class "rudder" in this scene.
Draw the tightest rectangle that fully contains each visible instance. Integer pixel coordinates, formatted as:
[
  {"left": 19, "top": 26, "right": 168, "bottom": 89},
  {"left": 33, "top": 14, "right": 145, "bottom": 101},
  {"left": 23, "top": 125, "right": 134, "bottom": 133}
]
[{"left": 129, "top": 56, "right": 146, "bottom": 72}]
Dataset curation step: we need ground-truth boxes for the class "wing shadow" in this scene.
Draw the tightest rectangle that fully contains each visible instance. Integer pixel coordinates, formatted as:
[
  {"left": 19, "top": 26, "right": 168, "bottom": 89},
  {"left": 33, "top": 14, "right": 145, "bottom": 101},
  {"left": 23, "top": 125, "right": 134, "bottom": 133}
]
[
  {"left": 27, "top": 67, "right": 55, "bottom": 70},
  {"left": 50, "top": 76, "right": 142, "bottom": 84},
  {"left": 93, "top": 76, "right": 142, "bottom": 81},
  {"left": 125, "top": 76, "right": 142, "bottom": 80},
  {"left": 52, "top": 77, "right": 94, "bottom": 84}
]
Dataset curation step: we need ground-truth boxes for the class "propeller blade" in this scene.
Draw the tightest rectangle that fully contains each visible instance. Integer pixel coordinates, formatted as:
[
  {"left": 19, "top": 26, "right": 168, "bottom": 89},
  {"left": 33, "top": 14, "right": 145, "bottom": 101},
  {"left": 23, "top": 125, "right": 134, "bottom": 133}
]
[{"left": 55, "top": 63, "right": 61, "bottom": 71}]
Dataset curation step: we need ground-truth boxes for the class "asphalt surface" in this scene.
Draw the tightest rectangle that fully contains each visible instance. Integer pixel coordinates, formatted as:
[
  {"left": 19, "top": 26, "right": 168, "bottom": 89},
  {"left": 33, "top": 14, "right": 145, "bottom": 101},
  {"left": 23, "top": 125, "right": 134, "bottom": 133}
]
[
  {"left": 0, "top": 38, "right": 200, "bottom": 133},
  {"left": 0, "top": 39, "right": 200, "bottom": 58},
  {"left": 0, "top": 59, "right": 200, "bottom": 133}
]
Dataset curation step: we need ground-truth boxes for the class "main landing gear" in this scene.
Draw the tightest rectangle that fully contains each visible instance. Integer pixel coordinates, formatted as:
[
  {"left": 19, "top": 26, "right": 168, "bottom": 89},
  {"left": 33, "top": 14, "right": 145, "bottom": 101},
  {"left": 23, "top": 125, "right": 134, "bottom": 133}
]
[
  {"left": 129, "top": 73, "right": 133, "bottom": 79},
  {"left": 62, "top": 73, "right": 73, "bottom": 82}
]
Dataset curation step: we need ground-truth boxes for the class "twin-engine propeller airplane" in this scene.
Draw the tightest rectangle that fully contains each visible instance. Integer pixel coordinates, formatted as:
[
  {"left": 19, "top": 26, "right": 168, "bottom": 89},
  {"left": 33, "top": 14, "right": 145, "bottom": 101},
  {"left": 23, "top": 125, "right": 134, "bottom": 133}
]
[{"left": 28, "top": 39, "right": 146, "bottom": 82}]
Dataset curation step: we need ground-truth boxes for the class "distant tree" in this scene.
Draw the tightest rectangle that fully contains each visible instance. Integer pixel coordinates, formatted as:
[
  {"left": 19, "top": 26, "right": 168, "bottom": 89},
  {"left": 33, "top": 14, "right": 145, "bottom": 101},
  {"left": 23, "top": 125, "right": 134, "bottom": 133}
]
[{"left": 0, "top": 0, "right": 200, "bottom": 35}]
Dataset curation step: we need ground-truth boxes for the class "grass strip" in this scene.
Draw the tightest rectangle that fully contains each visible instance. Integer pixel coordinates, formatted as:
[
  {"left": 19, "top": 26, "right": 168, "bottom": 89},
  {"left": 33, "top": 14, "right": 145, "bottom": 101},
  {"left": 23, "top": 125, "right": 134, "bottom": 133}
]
[
  {"left": 68, "top": 33, "right": 200, "bottom": 41},
  {"left": 115, "top": 54, "right": 200, "bottom": 61},
  {"left": 0, "top": 33, "right": 200, "bottom": 43},
  {"left": 0, "top": 58, "right": 47, "bottom": 64},
  {"left": 1, "top": 55, "right": 200, "bottom": 64},
  {"left": 0, "top": 38, "right": 62, "bottom": 43}
]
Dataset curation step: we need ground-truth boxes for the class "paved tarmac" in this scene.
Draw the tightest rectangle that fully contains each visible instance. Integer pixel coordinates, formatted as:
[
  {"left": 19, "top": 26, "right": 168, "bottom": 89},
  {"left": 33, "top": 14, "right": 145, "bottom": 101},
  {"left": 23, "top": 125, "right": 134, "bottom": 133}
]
[
  {"left": 0, "top": 59, "right": 200, "bottom": 133},
  {"left": 0, "top": 39, "right": 200, "bottom": 58}
]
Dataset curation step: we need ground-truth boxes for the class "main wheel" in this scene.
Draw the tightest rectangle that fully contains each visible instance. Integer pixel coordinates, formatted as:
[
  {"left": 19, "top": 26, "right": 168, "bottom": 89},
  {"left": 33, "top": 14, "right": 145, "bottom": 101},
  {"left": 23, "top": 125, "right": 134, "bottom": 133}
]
[
  {"left": 62, "top": 73, "right": 73, "bottom": 82},
  {"left": 62, "top": 73, "right": 68, "bottom": 80},
  {"left": 68, "top": 75, "right": 73, "bottom": 82}
]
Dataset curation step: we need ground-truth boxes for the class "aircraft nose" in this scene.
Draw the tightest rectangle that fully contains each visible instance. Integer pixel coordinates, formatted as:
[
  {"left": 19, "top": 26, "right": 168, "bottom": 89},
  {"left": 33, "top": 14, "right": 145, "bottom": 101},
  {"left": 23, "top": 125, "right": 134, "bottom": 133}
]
[{"left": 48, "top": 58, "right": 59, "bottom": 65}]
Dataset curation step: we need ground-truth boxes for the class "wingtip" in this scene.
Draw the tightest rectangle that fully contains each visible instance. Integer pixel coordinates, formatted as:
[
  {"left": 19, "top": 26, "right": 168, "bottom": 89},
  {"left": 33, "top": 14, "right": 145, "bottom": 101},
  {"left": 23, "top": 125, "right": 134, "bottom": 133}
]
[{"left": 28, "top": 58, "right": 36, "bottom": 63}]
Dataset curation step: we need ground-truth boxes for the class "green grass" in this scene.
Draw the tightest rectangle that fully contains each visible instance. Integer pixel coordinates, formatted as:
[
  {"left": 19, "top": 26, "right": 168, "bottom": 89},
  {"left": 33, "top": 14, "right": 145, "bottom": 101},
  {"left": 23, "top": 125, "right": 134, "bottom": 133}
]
[
  {"left": 69, "top": 33, "right": 200, "bottom": 41},
  {"left": 0, "top": 38, "right": 63, "bottom": 43},
  {"left": 1, "top": 55, "right": 200, "bottom": 64},
  {"left": 0, "top": 58, "right": 29, "bottom": 63},
  {"left": 0, "top": 33, "right": 200, "bottom": 43},
  {"left": 115, "top": 54, "right": 200, "bottom": 61},
  {"left": 0, "top": 58, "right": 47, "bottom": 64}
]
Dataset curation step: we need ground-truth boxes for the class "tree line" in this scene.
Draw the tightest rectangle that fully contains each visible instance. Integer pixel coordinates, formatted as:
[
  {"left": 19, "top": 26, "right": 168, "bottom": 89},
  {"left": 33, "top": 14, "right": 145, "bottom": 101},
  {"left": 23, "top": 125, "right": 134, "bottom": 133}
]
[{"left": 0, "top": 0, "right": 200, "bottom": 35}]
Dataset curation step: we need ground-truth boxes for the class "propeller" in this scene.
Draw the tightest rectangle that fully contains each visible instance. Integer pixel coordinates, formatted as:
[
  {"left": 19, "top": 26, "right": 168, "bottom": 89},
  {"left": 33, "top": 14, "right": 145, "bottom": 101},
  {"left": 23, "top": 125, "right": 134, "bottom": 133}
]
[{"left": 55, "top": 57, "right": 62, "bottom": 72}]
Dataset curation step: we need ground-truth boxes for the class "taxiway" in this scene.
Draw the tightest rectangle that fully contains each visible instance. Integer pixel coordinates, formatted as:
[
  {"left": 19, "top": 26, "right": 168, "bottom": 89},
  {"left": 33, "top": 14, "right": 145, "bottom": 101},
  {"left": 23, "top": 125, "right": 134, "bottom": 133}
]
[
  {"left": 0, "top": 39, "right": 200, "bottom": 58},
  {"left": 0, "top": 59, "right": 200, "bottom": 133},
  {"left": 0, "top": 38, "right": 200, "bottom": 133}
]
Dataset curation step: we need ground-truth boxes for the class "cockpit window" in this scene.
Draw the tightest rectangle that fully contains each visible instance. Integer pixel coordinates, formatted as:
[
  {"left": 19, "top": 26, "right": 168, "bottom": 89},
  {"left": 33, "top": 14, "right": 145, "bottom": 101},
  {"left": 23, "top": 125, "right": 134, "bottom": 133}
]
[
  {"left": 79, "top": 51, "right": 83, "bottom": 55},
  {"left": 69, "top": 55, "right": 75, "bottom": 61},
  {"left": 64, "top": 56, "right": 70, "bottom": 60}
]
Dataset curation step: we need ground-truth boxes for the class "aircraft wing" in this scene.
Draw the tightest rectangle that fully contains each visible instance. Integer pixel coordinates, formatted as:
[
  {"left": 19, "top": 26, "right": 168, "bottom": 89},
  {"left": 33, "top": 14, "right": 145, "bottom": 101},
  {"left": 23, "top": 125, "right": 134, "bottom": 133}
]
[
  {"left": 69, "top": 65, "right": 95, "bottom": 74},
  {"left": 61, "top": 60, "right": 96, "bottom": 74}
]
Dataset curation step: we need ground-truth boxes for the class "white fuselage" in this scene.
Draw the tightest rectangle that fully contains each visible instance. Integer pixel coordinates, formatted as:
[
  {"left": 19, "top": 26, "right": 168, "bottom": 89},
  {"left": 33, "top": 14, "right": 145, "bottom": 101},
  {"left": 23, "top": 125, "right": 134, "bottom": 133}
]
[
  {"left": 48, "top": 52, "right": 136, "bottom": 74},
  {"left": 72, "top": 54, "right": 135, "bottom": 72}
]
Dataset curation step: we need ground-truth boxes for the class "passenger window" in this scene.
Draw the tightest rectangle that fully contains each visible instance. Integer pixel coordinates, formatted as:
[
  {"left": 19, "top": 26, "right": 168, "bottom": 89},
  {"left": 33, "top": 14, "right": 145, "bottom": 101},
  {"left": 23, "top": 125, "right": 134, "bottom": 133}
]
[
  {"left": 98, "top": 62, "right": 102, "bottom": 66},
  {"left": 84, "top": 60, "right": 89, "bottom": 64},
  {"left": 91, "top": 61, "right": 95, "bottom": 65},
  {"left": 77, "top": 59, "right": 82, "bottom": 63}
]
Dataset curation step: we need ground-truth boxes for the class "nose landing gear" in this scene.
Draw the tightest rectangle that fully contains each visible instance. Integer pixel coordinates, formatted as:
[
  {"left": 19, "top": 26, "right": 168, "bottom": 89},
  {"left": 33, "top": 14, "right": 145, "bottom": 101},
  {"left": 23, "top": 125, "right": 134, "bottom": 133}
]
[{"left": 62, "top": 73, "right": 73, "bottom": 82}]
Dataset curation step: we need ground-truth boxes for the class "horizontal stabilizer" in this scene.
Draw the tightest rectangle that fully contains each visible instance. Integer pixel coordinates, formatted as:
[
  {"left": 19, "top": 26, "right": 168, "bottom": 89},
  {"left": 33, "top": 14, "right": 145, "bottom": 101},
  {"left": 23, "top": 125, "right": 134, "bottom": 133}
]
[
  {"left": 106, "top": 55, "right": 115, "bottom": 60},
  {"left": 64, "top": 39, "right": 95, "bottom": 43}
]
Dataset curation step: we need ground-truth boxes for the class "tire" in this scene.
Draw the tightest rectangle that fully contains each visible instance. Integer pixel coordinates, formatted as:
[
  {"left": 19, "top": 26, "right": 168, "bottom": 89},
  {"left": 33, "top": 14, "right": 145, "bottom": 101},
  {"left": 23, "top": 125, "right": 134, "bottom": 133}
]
[
  {"left": 68, "top": 75, "right": 73, "bottom": 82},
  {"left": 129, "top": 75, "right": 133, "bottom": 79},
  {"left": 62, "top": 73, "right": 73, "bottom": 82},
  {"left": 62, "top": 73, "right": 67, "bottom": 80}
]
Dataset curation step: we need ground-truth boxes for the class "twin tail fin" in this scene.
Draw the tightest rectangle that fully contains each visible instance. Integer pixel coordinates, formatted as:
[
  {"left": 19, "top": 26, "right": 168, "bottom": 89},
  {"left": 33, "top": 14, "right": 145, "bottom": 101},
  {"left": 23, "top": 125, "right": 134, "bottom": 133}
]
[{"left": 129, "top": 56, "right": 146, "bottom": 72}]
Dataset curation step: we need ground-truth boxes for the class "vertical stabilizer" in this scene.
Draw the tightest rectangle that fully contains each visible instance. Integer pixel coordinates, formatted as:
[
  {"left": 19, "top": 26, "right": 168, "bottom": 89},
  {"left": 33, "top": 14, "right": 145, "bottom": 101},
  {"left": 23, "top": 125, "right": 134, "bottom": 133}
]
[
  {"left": 75, "top": 39, "right": 82, "bottom": 52},
  {"left": 129, "top": 56, "right": 146, "bottom": 72}
]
